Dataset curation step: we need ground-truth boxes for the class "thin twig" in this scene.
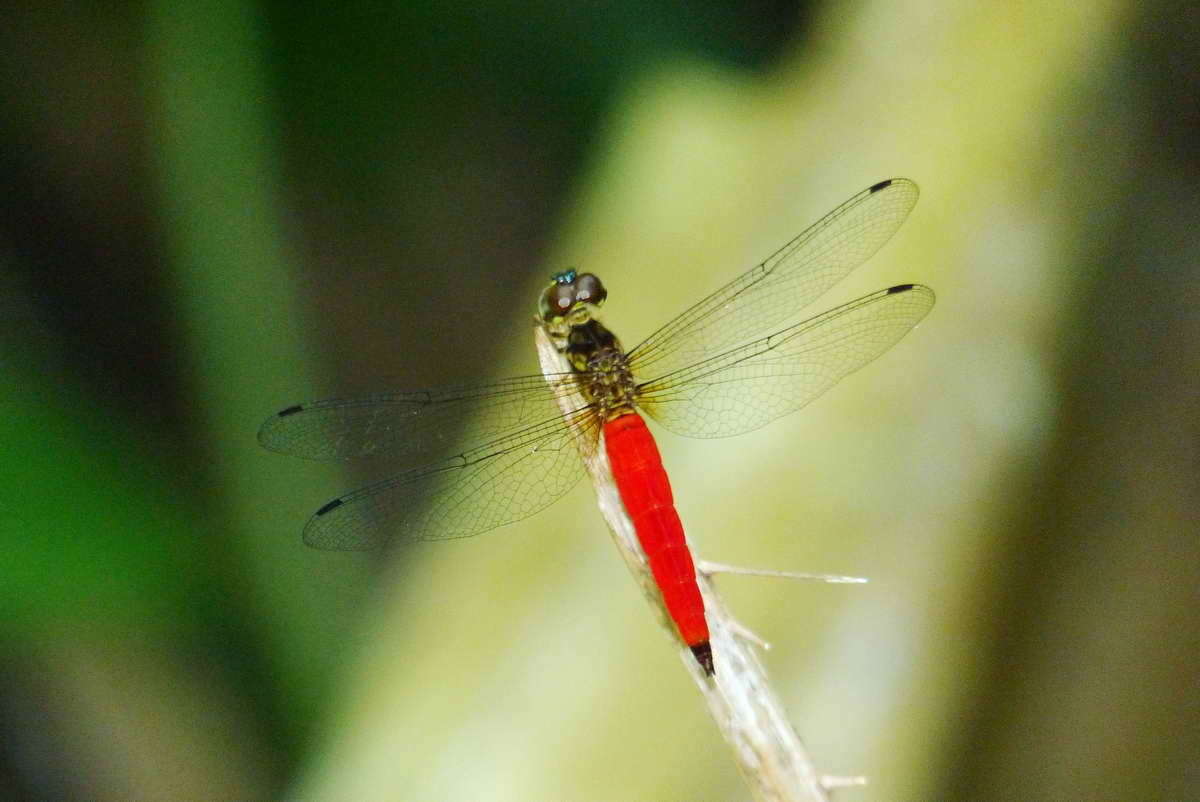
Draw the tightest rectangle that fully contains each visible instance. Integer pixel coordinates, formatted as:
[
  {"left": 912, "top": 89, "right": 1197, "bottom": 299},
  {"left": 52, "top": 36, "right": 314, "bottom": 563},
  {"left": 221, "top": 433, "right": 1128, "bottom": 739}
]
[
  {"left": 699, "top": 561, "right": 868, "bottom": 585},
  {"left": 536, "top": 326, "right": 832, "bottom": 802},
  {"left": 724, "top": 615, "right": 773, "bottom": 652}
]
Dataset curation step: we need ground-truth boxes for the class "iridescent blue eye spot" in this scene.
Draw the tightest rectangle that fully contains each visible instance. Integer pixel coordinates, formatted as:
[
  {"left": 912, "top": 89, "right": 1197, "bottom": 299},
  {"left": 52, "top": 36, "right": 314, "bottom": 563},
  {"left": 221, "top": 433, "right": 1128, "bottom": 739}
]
[{"left": 552, "top": 269, "right": 577, "bottom": 285}]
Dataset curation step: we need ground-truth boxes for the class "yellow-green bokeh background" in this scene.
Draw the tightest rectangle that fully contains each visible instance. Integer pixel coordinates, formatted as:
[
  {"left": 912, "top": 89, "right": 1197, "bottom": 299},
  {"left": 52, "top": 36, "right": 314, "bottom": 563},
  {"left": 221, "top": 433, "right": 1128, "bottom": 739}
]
[{"left": 2, "top": 2, "right": 1197, "bottom": 800}]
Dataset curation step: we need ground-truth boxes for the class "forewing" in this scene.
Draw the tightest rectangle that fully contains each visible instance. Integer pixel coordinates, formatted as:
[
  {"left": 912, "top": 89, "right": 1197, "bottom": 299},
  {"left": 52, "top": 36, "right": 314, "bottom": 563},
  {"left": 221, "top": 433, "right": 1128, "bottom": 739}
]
[
  {"left": 637, "top": 284, "right": 935, "bottom": 438},
  {"left": 258, "top": 372, "right": 580, "bottom": 466},
  {"left": 302, "top": 405, "right": 600, "bottom": 549},
  {"left": 628, "top": 179, "right": 919, "bottom": 380}
]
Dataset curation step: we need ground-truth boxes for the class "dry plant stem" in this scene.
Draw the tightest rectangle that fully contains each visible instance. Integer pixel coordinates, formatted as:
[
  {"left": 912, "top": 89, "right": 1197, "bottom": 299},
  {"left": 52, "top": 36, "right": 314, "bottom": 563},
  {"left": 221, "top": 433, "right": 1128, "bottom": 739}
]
[
  {"left": 536, "top": 326, "right": 832, "bottom": 802},
  {"left": 699, "top": 561, "right": 868, "bottom": 585}
]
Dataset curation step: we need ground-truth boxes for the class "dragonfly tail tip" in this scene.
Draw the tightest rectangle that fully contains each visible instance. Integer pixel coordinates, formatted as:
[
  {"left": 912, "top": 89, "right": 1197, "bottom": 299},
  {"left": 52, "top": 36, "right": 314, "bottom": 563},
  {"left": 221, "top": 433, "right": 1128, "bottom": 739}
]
[{"left": 690, "top": 642, "right": 715, "bottom": 676}]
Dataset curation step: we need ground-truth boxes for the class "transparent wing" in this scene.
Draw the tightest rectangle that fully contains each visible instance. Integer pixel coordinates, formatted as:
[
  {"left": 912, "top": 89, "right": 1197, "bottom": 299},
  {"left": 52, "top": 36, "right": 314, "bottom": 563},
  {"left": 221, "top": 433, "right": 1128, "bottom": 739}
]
[
  {"left": 301, "top": 405, "right": 600, "bottom": 549},
  {"left": 637, "top": 284, "right": 935, "bottom": 438},
  {"left": 262, "top": 179, "right": 925, "bottom": 549},
  {"left": 628, "top": 178, "right": 919, "bottom": 380},
  {"left": 258, "top": 372, "right": 581, "bottom": 466}
]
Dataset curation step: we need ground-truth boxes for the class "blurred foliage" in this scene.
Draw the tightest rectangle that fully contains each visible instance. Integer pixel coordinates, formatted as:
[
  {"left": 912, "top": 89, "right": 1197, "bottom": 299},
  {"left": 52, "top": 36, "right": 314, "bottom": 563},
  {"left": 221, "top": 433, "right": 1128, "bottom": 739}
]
[{"left": 1, "top": 1, "right": 1197, "bottom": 800}]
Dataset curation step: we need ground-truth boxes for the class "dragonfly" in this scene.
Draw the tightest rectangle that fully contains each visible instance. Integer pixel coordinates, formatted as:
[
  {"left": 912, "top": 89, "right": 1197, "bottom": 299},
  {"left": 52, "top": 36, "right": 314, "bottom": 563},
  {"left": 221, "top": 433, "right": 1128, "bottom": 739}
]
[{"left": 259, "top": 178, "right": 935, "bottom": 675}]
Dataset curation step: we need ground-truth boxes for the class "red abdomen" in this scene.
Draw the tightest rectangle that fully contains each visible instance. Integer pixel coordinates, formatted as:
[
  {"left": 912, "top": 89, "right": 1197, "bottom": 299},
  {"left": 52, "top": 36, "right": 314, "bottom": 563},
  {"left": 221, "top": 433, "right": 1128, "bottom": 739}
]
[{"left": 604, "top": 413, "right": 709, "bottom": 655}]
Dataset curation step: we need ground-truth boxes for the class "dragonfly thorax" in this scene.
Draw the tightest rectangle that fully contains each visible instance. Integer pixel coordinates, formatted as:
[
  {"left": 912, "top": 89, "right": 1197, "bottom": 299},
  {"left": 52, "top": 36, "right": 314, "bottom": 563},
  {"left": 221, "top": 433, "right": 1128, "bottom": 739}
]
[{"left": 567, "top": 318, "right": 638, "bottom": 419}]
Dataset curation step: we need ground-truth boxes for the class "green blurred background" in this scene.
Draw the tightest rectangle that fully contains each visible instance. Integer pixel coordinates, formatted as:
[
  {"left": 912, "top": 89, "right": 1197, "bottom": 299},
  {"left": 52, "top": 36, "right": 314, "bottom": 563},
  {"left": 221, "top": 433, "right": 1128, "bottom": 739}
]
[{"left": 2, "top": 1, "right": 1197, "bottom": 800}]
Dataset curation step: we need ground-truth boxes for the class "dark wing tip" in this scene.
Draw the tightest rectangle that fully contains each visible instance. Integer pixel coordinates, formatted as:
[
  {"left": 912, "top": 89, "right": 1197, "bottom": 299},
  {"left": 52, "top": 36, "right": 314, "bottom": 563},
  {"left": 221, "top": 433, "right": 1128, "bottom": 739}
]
[
  {"left": 315, "top": 498, "right": 344, "bottom": 516},
  {"left": 886, "top": 283, "right": 936, "bottom": 307},
  {"left": 257, "top": 404, "right": 304, "bottom": 451},
  {"left": 869, "top": 177, "right": 919, "bottom": 198},
  {"left": 304, "top": 497, "right": 385, "bottom": 551}
]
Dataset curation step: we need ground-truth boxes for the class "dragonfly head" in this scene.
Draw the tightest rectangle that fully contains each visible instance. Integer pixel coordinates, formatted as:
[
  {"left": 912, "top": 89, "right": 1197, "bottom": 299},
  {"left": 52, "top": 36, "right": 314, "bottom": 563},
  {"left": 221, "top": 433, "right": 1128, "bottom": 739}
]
[{"left": 539, "top": 270, "right": 608, "bottom": 326}]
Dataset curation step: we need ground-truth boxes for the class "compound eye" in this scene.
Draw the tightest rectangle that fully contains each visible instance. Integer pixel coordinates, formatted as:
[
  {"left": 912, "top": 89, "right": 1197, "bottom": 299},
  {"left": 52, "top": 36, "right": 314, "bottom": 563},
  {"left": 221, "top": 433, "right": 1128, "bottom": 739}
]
[
  {"left": 574, "top": 273, "right": 607, "bottom": 306},
  {"left": 545, "top": 282, "right": 576, "bottom": 315}
]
